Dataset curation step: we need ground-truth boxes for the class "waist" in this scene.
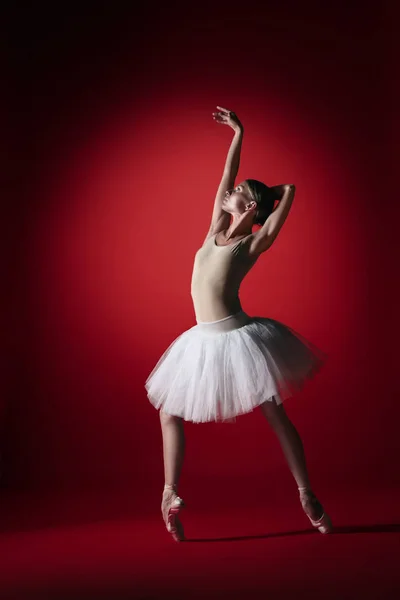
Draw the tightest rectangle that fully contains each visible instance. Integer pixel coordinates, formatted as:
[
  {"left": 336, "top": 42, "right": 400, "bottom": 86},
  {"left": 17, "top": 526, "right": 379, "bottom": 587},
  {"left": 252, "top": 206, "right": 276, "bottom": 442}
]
[
  {"left": 191, "top": 287, "right": 243, "bottom": 322},
  {"left": 196, "top": 310, "right": 251, "bottom": 333}
]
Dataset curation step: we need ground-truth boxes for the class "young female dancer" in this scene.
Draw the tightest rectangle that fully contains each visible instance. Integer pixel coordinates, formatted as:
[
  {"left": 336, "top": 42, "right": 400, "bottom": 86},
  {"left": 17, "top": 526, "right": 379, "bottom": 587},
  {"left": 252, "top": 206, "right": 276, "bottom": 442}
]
[{"left": 145, "top": 106, "right": 332, "bottom": 541}]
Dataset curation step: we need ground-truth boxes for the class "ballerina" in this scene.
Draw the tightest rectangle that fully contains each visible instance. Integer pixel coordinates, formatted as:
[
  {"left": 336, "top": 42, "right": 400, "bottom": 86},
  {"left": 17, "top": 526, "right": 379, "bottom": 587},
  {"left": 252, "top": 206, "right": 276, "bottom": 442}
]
[{"left": 145, "top": 106, "right": 332, "bottom": 541}]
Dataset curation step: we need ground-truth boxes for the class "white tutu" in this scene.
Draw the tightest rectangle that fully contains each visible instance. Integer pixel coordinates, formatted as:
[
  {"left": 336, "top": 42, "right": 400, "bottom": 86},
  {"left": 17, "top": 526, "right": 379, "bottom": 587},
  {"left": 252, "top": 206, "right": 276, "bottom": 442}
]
[{"left": 145, "top": 310, "right": 327, "bottom": 423}]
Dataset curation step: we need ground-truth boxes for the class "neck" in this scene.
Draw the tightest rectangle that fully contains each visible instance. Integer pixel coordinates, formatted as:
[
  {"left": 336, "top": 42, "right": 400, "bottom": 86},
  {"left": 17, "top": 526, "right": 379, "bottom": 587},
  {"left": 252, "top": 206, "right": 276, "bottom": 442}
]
[{"left": 226, "top": 215, "right": 254, "bottom": 239}]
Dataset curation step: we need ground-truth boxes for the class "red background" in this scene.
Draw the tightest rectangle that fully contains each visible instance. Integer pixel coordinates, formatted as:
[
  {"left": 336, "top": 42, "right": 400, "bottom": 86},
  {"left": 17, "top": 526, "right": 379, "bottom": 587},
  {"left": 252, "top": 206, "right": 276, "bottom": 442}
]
[{"left": 3, "top": 0, "right": 398, "bottom": 532}]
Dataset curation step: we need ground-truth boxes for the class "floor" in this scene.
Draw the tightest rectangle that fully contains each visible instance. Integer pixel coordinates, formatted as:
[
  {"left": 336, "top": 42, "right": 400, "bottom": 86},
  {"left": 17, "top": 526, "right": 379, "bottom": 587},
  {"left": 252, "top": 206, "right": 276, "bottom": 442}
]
[{"left": 0, "top": 486, "right": 399, "bottom": 599}]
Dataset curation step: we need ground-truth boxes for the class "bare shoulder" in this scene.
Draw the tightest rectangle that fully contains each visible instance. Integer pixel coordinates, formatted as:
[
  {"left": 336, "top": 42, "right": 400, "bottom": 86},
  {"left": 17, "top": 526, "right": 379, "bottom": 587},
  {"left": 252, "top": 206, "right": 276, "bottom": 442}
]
[
  {"left": 201, "top": 215, "right": 230, "bottom": 246},
  {"left": 247, "top": 230, "right": 273, "bottom": 258},
  {"left": 201, "top": 229, "right": 217, "bottom": 246}
]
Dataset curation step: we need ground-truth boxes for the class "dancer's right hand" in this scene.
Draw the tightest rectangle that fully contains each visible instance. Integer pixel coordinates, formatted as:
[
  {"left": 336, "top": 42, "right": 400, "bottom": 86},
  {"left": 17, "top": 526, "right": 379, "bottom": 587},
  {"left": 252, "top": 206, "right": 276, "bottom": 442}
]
[{"left": 212, "top": 106, "right": 243, "bottom": 132}]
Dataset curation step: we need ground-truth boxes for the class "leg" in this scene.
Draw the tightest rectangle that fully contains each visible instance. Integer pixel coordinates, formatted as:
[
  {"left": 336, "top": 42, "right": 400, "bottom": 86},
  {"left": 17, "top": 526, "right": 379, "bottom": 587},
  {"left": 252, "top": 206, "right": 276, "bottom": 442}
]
[
  {"left": 260, "top": 397, "right": 311, "bottom": 489},
  {"left": 159, "top": 409, "right": 185, "bottom": 488},
  {"left": 159, "top": 409, "right": 186, "bottom": 541},
  {"left": 260, "top": 397, "right": 325, "bottom": 523}
]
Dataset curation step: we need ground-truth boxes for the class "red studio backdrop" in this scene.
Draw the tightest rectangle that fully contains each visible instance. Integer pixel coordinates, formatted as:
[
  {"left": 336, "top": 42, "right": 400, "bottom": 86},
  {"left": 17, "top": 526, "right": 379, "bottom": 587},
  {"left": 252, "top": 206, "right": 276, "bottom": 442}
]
[{"left": 3, "top": 2, "right": 397, "bottom": 511}]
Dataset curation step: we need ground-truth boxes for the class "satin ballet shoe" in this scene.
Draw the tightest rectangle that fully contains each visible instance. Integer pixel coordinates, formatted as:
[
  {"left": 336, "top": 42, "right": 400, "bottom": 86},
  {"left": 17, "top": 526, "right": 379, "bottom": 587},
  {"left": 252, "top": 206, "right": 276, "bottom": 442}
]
[
  {"left": 162, "top": 484, "right": 186, "bottom": 542},
  {"left": 298, "top": 486, "right": 333, "bottom": 534}
]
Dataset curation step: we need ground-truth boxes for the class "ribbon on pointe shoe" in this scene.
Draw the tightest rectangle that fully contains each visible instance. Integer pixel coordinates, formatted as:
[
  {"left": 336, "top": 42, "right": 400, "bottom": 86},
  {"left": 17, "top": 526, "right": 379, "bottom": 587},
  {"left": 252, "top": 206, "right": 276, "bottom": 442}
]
[
  {"left": 162, "top": 484, "right": 185, "bottom": 541},
  {"left": 297, "top": 486, "right": 332, "bottom": 533},
  {"left": 163, "top": 483, "right": 184, "bottom": 504}
]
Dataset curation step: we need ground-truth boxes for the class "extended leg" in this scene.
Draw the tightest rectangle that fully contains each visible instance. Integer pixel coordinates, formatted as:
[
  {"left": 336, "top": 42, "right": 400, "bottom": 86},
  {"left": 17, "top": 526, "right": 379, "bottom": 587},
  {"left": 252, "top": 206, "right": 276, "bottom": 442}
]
[
  {"left": 260, "top": 397, "right": 325, "bottom": 523},
  {"left": 159, "top": 409, "right": 186, "bottom": 541},
  {"left": 260, "top": 398, "right": 311, "bottom": 488}
]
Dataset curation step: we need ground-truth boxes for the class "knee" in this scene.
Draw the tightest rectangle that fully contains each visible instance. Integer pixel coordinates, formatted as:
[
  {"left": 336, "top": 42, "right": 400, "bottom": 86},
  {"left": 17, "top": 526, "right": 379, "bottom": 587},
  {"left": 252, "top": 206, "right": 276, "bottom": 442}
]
[
  {"left": 260, "top": 396, "right": 288, "bottom": 429},
  {"left": 159, "top": 409, "right": 182, "bottom": 425}
]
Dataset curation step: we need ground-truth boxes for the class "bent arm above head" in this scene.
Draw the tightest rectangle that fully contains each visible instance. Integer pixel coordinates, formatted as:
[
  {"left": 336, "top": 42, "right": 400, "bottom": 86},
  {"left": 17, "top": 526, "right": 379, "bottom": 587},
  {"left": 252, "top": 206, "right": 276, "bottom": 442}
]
[
  {"left": 249, "top": 184, "right": 296, "bottom": 255},
  {"left": 269, "top": 184, "right": 292, "bottom": 200}
]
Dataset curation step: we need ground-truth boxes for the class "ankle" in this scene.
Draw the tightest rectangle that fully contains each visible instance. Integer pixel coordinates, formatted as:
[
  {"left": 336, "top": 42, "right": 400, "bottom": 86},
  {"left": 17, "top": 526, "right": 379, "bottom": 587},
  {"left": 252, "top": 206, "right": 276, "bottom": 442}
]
[
  {"left": 164, "top": 483, "right": 178, "bottom": 492},
  {"left": 298, "top": 486, "right": 316, "bottom": 497}
]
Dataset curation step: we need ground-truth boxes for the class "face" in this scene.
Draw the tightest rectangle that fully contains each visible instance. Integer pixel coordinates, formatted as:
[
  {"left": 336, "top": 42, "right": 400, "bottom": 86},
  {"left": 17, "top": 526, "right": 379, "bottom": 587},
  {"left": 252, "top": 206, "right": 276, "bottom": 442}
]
[{"left": 222, "top": 181, "right": 257, "bottom": 216}]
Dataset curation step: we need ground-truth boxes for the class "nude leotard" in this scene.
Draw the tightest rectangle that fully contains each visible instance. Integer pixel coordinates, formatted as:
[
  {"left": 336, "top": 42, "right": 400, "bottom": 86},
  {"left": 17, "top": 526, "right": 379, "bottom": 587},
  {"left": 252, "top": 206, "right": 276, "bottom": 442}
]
[{"left": 190, "top": 233, "right": 259, "bottom": 323}]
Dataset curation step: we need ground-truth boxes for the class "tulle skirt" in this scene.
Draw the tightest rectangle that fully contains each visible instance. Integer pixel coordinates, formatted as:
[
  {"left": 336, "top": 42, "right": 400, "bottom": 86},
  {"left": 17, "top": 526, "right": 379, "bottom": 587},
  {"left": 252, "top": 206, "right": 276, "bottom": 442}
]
[{"left": 145, "top": 310, "right": 327, "bottom": 424}]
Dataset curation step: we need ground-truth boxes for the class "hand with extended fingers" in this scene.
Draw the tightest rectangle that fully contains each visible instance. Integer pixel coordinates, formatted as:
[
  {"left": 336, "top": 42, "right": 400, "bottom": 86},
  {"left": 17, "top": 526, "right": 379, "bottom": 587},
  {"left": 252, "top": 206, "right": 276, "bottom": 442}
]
[{"left": 212, "top": 106, "right": 243, "bottom": 133}]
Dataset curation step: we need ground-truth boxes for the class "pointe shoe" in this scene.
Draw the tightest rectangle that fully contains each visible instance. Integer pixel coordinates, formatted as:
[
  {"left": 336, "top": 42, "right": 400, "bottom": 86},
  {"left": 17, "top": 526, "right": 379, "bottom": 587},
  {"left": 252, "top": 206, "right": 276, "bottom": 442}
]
[
  {"left": 161, "top": 484, "right": 185, "bottom": 542},
  {"left": 298, "top": 486, "right": 333, "bottom": 534}
]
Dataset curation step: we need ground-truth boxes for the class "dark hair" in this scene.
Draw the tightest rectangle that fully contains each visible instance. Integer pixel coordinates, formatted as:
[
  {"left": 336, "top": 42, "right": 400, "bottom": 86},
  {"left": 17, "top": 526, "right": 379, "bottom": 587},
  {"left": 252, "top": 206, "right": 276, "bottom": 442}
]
[{"left": 245, "top": 179, "right": 277, "bottom": 226}]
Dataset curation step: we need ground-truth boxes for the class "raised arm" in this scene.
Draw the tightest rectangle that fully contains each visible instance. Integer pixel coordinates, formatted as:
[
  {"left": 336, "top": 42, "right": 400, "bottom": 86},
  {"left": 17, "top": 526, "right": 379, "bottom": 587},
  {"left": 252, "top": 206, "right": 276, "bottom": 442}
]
[
  {"left": 205, "top": 108, "right": 244, "bottom": 240},
  {"left": 249, "top": 183, "right": 296, "bottom": 255}
]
